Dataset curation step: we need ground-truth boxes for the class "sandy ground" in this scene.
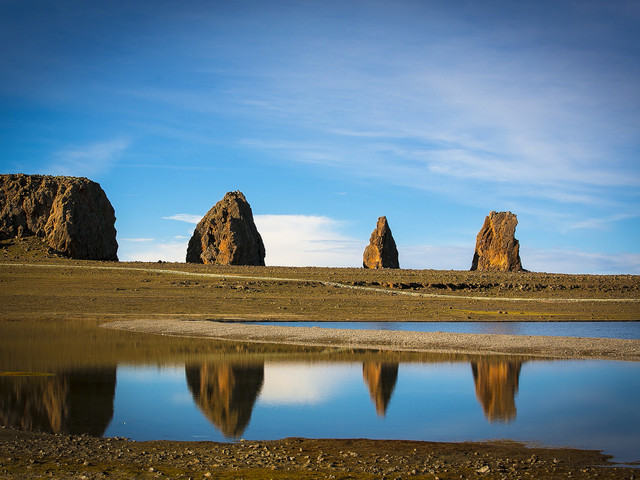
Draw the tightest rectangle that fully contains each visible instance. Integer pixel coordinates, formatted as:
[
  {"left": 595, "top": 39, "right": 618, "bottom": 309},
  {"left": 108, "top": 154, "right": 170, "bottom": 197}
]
[{"left": 104, "top": 318, "right": 640, "bottom": 361}]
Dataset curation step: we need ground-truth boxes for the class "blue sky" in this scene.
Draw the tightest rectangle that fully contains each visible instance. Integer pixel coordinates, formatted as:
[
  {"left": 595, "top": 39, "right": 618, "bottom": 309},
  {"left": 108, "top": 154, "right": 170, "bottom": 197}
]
[{"left": 2, "top": 0, "right": 639, "bottom": 273}]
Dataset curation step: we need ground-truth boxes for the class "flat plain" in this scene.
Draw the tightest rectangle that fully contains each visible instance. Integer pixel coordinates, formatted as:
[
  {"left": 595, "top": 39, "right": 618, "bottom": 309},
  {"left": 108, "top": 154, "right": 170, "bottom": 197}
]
[{"left": 1, "top": 237, "right": 640, "bottom": 479}]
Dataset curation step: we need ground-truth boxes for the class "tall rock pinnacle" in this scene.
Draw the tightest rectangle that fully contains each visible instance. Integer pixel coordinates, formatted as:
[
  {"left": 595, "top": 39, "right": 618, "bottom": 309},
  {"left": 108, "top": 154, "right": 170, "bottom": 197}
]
[
  {"left": 471, "top": 211, "right": 524, "bottom": 272},
  {"left": 186, "top": 191, "right": 265, "bottom": 265},
  {"left": 363, "top": 216, "right": 399, "bottom": 269}
]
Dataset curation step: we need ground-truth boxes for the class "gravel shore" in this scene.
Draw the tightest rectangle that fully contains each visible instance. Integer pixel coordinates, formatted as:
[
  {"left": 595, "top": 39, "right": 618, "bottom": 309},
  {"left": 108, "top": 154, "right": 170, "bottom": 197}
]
[
  {"left": 104, "top": 319, "right": 640, "bottom": 361},
  {"left": 2, "top": 427, "right": 637, "bottom": 480}
]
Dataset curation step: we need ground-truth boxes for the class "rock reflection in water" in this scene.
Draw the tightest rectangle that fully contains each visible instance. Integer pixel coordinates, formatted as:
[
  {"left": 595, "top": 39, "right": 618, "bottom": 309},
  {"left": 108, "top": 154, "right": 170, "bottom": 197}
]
[
  {"left": 0, "top": 368, "right": 116, "bottom": 436},
  {"left": 471, "top": 359, "right": 522, "bottom": 423},
  {"left": 362, "top": 362, "right": 399, "bottom": 416},
  {"left": 185, "top": 362, "right": 264, "bottom": 439}
]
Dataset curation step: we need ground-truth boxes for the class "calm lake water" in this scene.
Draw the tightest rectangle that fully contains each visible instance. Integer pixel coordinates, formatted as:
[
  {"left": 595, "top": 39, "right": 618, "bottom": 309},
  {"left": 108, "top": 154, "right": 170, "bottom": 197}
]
[
  {"left": 253, "top": 321, "right": 640, "bottom": 339},
  {"left": 1, "top": 321, "right": 639, "bottom": 464}
]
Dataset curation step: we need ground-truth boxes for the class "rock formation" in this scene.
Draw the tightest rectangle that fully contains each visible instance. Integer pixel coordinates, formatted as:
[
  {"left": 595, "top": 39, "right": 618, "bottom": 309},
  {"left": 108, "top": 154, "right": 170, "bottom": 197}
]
[
  {"left": 363, "top": 216, "right": 399, "bottom": 269},
  {"left": 470, "top": 211, "right": 523, "bottom": 272},
  {"left": 186, "top": 191, "right": 265, "bottom": 265},
  {"left": 185, "top": 362, "right": 264, "bottom": 438},
  {"left": 0, "top": 174, "right": 118, "bottom": 260}
]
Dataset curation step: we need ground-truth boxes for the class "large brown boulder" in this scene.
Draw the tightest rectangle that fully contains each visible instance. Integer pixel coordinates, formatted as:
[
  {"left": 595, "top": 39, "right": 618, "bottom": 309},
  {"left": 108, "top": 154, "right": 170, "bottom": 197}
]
[
  {"left": 363, "top": 216, "right": 399, "bottom": 269},
  {"left": 471, "top": 211, "right": 523, "bottom": 272},
  {"left": 0, "top": 174, "right": 118, "bottom": 260},
  {"left": 186, "top": 191, "right": 265, "bottom": 265}
]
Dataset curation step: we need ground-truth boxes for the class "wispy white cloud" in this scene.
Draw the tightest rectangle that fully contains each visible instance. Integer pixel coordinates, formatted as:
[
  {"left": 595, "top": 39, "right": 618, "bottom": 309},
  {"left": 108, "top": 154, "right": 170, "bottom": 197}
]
[
  {"left": 119, "top": 238, "right": 155, "bottom": 243},
  {"left": 568, "top": 214, "right": 637, "bottom": 231},
  {"left": 48, "top": 138, "right": 130, "bottom": 177},
  {"left": 162, "top": 214, "right": 202, "bottom": 224},
  {"left": 118, "top": 238, "right": 188, "bottom": 263},
  {"left": 521, "top": 247, "right": 640, "bottom": 275},
  {"left": 254, "top": 214, "right": 362, "bottom": 267},
  {"left": 229, "top": 4, "right": 640, "bottom": 214}
]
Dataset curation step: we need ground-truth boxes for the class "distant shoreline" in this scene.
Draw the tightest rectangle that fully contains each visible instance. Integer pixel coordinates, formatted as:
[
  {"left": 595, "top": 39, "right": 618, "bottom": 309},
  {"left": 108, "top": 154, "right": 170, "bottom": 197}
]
[{"left": 103, "top": 319, "right": 640, "bottom": 361}]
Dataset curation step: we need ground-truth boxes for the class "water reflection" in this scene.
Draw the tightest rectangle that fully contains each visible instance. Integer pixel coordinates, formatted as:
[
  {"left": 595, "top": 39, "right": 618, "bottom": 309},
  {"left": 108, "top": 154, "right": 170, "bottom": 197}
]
[
  {"left": 3, "top": 320, "right": 638, "bottom": 462},
  {"left": 471, "top": 359, "right": 522, "bottom": 423},
  {"left": 185, "top": 362, "right": 264, "bottom": 438},
  {"left": 362, "top": 362, "right": 399, "bottom": 416},
  {"left": 184, "top": 359, "right": 520, "bottom": 435},
  {"left": 0, "top": 368, "right": 116, "bottom": 436},
  {"left": 2, "top": 357, "right": 638, "bottom": 463}
]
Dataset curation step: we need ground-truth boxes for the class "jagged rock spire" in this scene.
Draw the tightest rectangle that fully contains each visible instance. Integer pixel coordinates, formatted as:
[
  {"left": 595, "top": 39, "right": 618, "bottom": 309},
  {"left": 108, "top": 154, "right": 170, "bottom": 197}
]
[
  {"left": 471, "top": 211, "right": 523, "bottom": 272},
  {"left": 186, "top": 191, "right": 265, "bottom": 265},
  {"left": 363, "top": 216, "right": 399, "bottom": 269}
]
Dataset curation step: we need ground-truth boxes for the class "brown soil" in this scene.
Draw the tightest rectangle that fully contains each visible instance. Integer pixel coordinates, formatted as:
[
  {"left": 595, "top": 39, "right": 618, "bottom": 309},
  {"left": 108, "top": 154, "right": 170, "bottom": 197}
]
[
  {"left": 1, "top": 427, "right": 637, "bottom": 480},
  {"left": 1, "top": 237, "right": 639, "bottom": 324}
]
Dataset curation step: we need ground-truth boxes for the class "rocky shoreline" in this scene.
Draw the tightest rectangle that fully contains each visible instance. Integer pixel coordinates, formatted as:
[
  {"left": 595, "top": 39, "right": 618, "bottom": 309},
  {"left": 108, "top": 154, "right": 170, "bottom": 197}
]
[
  {"left": 1, "top": 427, "right": 637, "bottom": 480},
  {"left": 104, "top": 319, "right": 640, "bottom": 361}
]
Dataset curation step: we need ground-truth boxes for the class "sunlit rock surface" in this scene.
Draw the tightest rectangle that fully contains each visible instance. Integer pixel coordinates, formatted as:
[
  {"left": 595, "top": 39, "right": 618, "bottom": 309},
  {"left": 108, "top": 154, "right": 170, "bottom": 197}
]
[
  {"left": 0, "top": 174, "right": 118, "bottom": 260},
  {"left": 363, "top": 216, "right": 399, "bottom": 269},
  {"left": 186, "top": 191, "right": 265, "bottom": 265},
  {"left": 471, "top": 211, "right": 523, "bottom": 272}
]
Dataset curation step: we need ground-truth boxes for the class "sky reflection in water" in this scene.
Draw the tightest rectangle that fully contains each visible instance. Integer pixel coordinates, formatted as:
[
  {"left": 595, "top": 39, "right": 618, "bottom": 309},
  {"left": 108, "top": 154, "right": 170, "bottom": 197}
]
[
  {"left": 253, "top": 321, "right": 640, "bottom": 339},
  {"left": 1, "top": 321, "right": 639, "bottom": 464},
  {"left": 98, "top": 359, "right": 640, "bottom": 464}
]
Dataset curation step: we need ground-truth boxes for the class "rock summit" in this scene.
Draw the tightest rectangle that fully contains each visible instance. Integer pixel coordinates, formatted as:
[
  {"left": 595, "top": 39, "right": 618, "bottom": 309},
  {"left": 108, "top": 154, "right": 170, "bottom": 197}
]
[
  {"left": 186, "top": 191, "right": 265, "bottom": 265},
  {"left": 471, "top": 211, "right": 523, "bottom": 272},
  {"left": 363, "top": 216, "right": 399, "bottom": 269},
  {"left": 0, "top": 174, "right": 118, "bottom": 260}
]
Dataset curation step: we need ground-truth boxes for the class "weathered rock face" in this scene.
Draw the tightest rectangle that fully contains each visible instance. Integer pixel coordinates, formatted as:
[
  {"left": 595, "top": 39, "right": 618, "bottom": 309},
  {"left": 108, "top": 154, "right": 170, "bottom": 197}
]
[
  {"left": 0, "top": 174, "right": 118, "bottom": 260},
  {"left": 471, "top": 211, "right": 523, "bottom": 272},
  {"left": 186, "top": 191, "right": 265, "bottom": 265},
  {"left": 363, "top": 216, "right": 399, "bottom": 269}
]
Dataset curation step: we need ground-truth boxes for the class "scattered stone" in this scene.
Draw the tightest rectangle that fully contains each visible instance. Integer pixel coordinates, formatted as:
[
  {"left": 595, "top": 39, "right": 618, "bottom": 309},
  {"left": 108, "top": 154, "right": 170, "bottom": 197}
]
[
  {"left": 0, "top": 174, "right": 118, "bottom": 260},
  {"left": 186, "top": 191, "right": 265, "bottom": 265},
  {"left": 471, "top": 211, "right": 524, "bottom": 272},
  {"left": 363, "top": 216, "right": 399, "bottom": 269}
]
